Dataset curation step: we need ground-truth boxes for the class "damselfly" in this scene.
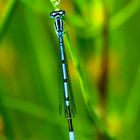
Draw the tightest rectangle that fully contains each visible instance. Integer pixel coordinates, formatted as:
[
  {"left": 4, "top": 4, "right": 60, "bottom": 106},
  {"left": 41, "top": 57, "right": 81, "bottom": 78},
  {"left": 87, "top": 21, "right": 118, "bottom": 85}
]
[{"left": 50, "top": 10, "right": 76, "bottom": 140}]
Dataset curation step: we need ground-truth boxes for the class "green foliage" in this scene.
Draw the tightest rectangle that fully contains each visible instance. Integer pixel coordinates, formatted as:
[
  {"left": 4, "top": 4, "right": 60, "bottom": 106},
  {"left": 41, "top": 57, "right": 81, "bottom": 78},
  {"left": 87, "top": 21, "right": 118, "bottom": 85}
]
[{"left": 0, "top": 0, "right": 140, "bottom": 140}]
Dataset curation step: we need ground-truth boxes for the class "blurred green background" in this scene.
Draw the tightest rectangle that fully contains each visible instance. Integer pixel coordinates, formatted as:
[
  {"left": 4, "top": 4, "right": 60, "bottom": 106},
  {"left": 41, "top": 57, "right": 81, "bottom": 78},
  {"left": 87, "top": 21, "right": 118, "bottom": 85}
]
[{"left": 0, "top": 0, "right": 140, "bottom": 140}]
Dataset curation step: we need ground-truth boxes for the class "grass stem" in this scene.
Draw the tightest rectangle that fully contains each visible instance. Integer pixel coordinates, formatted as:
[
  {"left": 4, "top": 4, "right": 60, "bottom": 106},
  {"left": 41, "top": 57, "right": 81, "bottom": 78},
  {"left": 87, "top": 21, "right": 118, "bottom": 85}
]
[{"left": 0, "top": 0, "right": 18, "bottom": 40}]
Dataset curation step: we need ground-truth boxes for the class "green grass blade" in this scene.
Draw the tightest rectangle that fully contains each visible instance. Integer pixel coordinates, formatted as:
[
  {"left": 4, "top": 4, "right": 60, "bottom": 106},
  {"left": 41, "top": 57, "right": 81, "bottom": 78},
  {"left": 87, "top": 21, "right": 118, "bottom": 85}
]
[
  {"left": 110, "top": 0, "right": 140, "bottom": 30},
  {"left": 0, "top": 0, "right": 18, "bottom": 40}
]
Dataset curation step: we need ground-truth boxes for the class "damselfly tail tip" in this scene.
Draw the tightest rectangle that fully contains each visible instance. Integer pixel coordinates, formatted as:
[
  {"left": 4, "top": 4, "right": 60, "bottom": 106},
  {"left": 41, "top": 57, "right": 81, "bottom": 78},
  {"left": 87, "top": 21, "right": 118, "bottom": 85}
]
[{"left": 69, "top": 131, "right": 75, "bottom": 140}]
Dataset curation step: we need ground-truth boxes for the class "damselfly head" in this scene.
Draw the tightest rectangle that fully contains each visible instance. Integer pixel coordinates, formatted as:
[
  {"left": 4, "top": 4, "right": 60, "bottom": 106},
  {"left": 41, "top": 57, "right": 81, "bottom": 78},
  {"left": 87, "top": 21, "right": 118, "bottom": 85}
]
[{"left": 50, "top": 10, "right": 65, "bottom": 19}]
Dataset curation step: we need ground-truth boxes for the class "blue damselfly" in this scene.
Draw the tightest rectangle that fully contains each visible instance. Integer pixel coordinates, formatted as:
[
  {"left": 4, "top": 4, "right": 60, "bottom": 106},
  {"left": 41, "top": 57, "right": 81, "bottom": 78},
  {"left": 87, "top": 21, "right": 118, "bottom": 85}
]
[{"left": 50, "top": 10, "right": 76, "bottom": 140}]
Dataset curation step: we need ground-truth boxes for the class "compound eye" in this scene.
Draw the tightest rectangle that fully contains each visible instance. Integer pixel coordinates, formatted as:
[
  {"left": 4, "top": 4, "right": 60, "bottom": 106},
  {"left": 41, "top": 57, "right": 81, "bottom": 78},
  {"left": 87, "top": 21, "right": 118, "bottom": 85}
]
[
  {"left": 60, "top": 11, "right": 63, "bottom": 15},
  {"left": 52, "top": 12, "right": 56, "bottom": 16},
  {"left": 50, "top": 12, "right": 56, "bottom": 18},
  {"left": 59, "top": 10, "right": 65, "bottom": 16}
]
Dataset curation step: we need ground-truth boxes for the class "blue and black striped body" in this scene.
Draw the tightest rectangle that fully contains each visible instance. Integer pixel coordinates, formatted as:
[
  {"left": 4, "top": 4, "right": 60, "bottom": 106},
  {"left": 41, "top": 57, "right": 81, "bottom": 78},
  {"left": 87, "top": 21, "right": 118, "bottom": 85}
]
[{"left": 50, "top": 10, "right": 75, "bottom": 140}]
